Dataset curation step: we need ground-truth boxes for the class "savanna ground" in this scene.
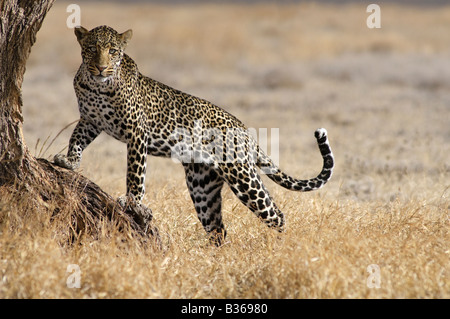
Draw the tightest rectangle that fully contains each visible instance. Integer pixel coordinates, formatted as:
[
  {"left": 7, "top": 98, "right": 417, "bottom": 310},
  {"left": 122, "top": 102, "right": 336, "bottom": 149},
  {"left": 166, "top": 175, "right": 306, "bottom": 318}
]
[{"left": 0, "top": 1, "right": 448, "bottom": 298}]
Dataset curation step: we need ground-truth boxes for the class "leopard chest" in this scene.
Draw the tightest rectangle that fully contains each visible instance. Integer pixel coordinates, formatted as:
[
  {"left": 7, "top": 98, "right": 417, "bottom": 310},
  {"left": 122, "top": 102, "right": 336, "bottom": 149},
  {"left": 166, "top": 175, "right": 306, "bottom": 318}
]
[{"left": 76, "top": 85, "right": 129, "bottom": 143}]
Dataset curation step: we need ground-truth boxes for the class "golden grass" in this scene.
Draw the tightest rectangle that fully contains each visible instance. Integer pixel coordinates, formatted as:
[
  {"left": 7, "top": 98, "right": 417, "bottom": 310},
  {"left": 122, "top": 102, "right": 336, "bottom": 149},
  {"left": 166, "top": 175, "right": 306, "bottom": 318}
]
[
  {"left": 1, "top": 186, "right": 448, "bottom": 298},
  {"left": 2, "top": 2, "right": 449, "bottom": 298}
]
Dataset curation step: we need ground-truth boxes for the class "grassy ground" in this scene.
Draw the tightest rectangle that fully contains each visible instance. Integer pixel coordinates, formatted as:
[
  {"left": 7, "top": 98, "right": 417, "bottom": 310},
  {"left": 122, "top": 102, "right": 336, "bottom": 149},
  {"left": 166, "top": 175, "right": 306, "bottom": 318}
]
[{"left": 1, "top": 1, "right": 449, "bottom": 298}]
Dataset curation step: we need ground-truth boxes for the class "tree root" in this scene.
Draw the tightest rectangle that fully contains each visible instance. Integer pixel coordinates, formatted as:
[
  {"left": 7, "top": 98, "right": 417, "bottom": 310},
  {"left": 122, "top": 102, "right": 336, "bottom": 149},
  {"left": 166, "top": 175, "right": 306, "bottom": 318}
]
[{"left": 1, "top": 156, "right": 160, "bottom": 249}]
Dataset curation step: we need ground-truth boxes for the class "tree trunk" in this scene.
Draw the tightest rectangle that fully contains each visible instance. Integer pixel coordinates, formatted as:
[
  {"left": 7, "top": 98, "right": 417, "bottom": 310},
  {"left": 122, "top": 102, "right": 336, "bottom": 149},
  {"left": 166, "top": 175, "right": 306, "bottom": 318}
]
[{"left": 0, "top": 0, "right": 158, "bottom": 245}]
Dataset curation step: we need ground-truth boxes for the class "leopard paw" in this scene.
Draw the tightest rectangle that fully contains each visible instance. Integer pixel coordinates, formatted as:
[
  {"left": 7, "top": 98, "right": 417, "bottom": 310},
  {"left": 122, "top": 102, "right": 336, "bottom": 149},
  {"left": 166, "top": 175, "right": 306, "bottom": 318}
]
[{"left": 53, "top": 154, "right": 79, "bottom": 170}]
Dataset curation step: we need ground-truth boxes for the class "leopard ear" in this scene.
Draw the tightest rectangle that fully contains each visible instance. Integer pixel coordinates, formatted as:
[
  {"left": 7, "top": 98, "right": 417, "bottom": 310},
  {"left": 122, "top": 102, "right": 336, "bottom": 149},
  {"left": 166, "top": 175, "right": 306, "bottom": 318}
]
[
  {"left": 74, "top": 26, "right": 89, "bottom": 43},
  {"left": 119, "top": 29, "right": 133, "bottom": 45}
]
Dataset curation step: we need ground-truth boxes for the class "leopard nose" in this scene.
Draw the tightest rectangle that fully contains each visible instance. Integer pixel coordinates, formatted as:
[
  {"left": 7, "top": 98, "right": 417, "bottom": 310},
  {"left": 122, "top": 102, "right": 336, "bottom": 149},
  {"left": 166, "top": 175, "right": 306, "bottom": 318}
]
[{"left": 96, "top": 65, "right": 107, "bottom": 72}]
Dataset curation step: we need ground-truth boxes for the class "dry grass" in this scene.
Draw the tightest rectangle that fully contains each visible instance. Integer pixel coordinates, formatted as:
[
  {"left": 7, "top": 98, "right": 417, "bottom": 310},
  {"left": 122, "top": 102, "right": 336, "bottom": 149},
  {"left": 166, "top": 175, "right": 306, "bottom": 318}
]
[
  {"left": 1, "top": 187, "right": 447, "bottom": 298},
  {"left": 1, "top": 1, "right": 449, "bottom": 298}
]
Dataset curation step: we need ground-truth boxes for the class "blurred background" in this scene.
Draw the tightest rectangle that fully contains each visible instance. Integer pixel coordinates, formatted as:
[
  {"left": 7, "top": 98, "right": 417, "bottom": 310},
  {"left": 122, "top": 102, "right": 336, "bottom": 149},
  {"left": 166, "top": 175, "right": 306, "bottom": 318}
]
[{"left": 22, "top": 0, "right": 449, "bottom": 204}]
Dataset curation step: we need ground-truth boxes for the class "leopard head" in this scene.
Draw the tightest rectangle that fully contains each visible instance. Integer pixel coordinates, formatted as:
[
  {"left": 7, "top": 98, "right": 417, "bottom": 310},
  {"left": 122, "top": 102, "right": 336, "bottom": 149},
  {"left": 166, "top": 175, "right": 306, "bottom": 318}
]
[{"left": 75, "top": 25, "right": 132, "bottom": 81}]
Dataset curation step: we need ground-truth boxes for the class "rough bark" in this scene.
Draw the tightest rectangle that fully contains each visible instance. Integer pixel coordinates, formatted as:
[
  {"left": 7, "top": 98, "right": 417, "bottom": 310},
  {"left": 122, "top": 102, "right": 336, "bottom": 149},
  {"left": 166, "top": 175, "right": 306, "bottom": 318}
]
[{"left": 0, "top": 0, "right": 159, "bottom": 246}]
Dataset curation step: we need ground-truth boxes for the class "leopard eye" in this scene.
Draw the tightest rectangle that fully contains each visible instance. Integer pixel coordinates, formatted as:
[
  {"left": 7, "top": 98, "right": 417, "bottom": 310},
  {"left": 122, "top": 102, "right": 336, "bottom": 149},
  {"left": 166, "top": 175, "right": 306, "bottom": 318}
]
[
  {"left": 109, "top": 48, "right": 117, "bottom": 54},
  {"left": 89, "top": 46, "right": 97, "bottom": 53}
]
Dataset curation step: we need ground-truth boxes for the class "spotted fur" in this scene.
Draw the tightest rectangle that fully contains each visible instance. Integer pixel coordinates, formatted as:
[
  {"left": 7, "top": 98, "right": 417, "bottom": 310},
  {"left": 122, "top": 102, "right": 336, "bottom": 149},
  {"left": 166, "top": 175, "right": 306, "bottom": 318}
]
[{"left": 54, "top": 25, "right": 335, "bottom": 245}]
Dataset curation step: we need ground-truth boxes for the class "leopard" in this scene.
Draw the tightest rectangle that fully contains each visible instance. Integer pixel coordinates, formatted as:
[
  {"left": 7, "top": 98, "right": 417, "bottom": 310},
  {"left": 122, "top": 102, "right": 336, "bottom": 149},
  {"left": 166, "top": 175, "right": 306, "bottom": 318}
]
[{"left": 54, "top": 25, "right": 334, "bottom": 245}]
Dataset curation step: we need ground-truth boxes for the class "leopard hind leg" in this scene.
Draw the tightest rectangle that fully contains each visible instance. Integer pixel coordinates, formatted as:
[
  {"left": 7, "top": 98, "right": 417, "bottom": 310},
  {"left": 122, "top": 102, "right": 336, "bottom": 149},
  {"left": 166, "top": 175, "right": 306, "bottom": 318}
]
[
  {"left": 223, "top": 163, "right": 285, "bottom": 232},
  {"left": 183, "top": 163, "right": 226, "bottom": 246}
]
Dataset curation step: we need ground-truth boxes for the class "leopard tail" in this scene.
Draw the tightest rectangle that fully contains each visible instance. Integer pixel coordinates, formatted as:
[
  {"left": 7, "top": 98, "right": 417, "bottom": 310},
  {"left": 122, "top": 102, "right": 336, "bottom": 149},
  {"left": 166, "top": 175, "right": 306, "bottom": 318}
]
[{"left": 256, "top": 128, "right": 334, "bottom": 192}]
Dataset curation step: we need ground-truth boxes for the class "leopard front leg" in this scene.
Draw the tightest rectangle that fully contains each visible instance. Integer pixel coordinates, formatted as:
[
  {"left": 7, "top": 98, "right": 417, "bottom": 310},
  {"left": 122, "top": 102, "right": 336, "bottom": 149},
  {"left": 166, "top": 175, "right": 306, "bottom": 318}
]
[
  {"left": 54, "top": 118, "right": 101, "bottom": 170},
  {"left": 118, "top": 133, "right": 148, "bottom": 207}
]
